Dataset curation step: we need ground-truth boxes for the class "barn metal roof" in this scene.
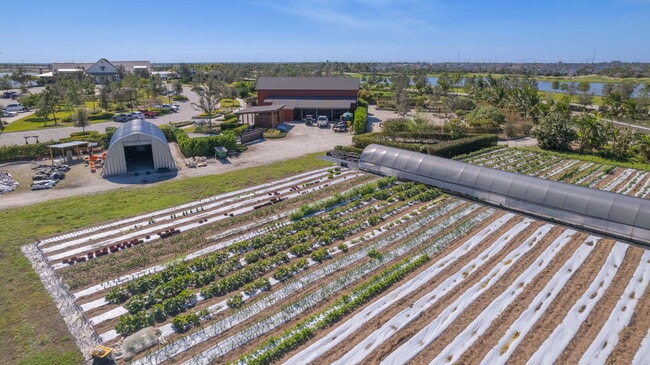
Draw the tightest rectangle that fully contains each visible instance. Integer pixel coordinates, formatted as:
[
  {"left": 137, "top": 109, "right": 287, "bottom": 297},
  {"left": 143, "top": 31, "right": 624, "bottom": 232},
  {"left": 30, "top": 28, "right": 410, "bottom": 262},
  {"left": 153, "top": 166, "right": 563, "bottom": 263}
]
[
  {"left": 264, "top": 97, "right": 357, "bottom": 109},
  {"left": 256, "top": 77, "right": 359, "bottom": 91},
  {"left": 234, "top": 104, "right": 286, "bottom": 114}
]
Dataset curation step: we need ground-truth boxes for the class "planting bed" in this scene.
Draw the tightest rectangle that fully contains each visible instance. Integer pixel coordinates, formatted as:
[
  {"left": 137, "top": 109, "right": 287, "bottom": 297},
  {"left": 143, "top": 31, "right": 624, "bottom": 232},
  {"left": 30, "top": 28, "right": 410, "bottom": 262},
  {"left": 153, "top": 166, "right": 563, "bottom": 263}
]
[{"left": 22, "top": 148, "right": 649, "bottom": 364}]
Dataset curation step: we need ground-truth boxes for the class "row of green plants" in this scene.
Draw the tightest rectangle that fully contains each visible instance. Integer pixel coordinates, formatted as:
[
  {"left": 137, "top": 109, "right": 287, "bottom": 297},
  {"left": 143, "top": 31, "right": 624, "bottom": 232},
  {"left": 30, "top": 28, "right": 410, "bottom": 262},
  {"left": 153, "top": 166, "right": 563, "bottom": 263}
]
[
  {"left": 106, "top": 178, "right": 395, "bottom": 304},
  {"left": 352, "top": 132, "right": 498, "bottom": 158},
  {"left": 110, "top": 180, "right": 436, "bottom": 335},
  {"left": 235, "top": 254, "right": 430, "bottom": 364},
  {"left": 107, "top": 179, "right": 402, "bottom": 333},
  {"left": 141, "top": 195, "right": 463, "bottom": 364}
]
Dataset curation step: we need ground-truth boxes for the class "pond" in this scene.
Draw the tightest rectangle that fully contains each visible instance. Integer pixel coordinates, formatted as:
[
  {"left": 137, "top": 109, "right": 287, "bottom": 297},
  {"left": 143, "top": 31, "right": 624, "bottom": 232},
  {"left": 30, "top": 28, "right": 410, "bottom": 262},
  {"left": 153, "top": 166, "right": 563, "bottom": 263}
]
[{"left": 425, "top": 76, "right": 644, "bottom": 97}]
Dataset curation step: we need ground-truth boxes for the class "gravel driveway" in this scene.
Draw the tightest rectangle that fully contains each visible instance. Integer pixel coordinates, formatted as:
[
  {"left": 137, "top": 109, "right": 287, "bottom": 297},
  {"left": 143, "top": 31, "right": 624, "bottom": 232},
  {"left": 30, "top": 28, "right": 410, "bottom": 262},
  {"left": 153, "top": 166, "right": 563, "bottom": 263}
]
[{"left": 0, "top": 122, "right": 354, "bottom": 209}]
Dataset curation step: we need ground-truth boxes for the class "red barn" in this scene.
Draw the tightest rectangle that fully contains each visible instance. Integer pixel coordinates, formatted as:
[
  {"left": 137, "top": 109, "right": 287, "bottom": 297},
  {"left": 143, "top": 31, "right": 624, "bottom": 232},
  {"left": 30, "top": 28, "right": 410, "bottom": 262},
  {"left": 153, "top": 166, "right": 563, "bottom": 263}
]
[{"left": 255, "top": 77, "right": 359, "bottom": 123}]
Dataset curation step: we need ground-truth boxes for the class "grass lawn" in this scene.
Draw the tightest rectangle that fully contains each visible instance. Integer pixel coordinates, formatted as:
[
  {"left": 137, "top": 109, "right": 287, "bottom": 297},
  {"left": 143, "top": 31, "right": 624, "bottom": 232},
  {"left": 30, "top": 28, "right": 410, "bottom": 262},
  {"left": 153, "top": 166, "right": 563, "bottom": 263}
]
[
  {"left": 0, "top": 152, "right": 333, "bottom": 365},
  {"left": 4, "top": 103, "right": 112, "bottom": 133}
]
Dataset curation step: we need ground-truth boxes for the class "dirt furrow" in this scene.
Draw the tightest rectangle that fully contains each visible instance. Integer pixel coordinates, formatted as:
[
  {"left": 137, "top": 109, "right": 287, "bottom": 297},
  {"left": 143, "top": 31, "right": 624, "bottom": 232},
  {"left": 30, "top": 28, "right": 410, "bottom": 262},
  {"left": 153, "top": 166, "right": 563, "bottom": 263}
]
[
  {"left": 356, "top": 215, "right": 527, "bottom": 363},
  {"left": 451, "top": 224, "right": 566, "bottom": 363},
  {"left": 285, "top": 210, "right": 508, "bottom": 364},
  {"left": 507, "top": 236, "right": 614, "bottom": 363},
  {"left": 408, "top": 221, "right": 549, "bottom": 364},
  {"left": 556, "top": 244, "right": 646, "bottom": 364},
  {"left": 606, "top": 263, "right": 650, "bottom": 365}
]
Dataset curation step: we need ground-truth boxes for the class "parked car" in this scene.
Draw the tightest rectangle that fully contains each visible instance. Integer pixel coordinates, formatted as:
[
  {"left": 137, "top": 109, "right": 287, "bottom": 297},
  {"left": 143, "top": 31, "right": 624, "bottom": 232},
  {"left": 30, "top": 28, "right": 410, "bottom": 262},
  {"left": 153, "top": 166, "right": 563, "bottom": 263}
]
[
  {"left": 2, "top": 91, "right": 19, "bottom": 99},
  {"left": 5, "top": 103, "right": 28, "bottom": 112},
  {"left": 139, "top": 110, "right": 158, "bottom": 118},
  {"left": 317, "top": 115, "right": 329, "bottom": 128},
  {"left": 153, "top": 104, "right": 179, "bottom": 112},
  {"left": 1, "top": 109, "right": 18, "bottom": 117},
  {"left": 131, "top": 111, "right": 145, "bottom": 120},
  {"left": 304, "top": 114, "right": 314, "bottom": 126},
  {"left": 112, "top": 113, "right": 132, "bottom": 123},
  {"left": 332, "top": 121, "right": 348, "bottom": 132}
]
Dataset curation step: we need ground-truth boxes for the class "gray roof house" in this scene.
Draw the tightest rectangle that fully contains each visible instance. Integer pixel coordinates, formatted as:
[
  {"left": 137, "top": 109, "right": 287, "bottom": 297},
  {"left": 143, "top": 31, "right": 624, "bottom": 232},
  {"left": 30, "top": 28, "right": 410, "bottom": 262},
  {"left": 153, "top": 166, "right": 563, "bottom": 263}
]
[{"left": 50, "top": 58, "right": 151, "bottom": 83}]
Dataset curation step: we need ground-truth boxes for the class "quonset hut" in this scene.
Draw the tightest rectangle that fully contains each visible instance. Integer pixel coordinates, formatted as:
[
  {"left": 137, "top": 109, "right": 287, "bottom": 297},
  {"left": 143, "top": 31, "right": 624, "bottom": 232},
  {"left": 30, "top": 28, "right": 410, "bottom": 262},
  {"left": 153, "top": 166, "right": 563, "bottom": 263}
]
[
  {"left": 358, "top": 144, "right": 650, "bottom": 246},
  {"left": 103, "top": 119, "right": 177, "bottom": 177}
]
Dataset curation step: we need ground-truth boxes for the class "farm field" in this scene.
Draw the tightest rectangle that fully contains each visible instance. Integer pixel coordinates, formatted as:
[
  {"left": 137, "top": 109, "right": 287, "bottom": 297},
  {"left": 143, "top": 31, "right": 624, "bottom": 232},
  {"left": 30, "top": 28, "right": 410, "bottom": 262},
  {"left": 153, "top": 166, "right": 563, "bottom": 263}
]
[{"left": 22, "top": 148, "right": 649, "bottom": 364}]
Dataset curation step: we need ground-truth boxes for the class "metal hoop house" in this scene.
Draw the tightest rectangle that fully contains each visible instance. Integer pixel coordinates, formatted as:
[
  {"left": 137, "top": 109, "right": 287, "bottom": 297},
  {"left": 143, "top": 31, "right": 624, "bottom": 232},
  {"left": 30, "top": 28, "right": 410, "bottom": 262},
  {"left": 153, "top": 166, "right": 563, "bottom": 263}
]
[
  {"left": 359, "top": 144, "right": 650, "bottom": 245},
  {"left": 104, "top": 119, "right": 177, "bottom": 177}
]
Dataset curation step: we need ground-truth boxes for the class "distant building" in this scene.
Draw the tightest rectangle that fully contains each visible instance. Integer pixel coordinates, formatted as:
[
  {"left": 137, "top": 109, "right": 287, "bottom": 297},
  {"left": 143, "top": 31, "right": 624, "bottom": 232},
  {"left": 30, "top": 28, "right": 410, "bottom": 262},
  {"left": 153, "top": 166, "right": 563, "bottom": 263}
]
[
  {"left": 255, "top": 77, "right": 359, "bottom": 122},
  {"left": 42, "top": 58, "right": 151, "bottom": 83}
]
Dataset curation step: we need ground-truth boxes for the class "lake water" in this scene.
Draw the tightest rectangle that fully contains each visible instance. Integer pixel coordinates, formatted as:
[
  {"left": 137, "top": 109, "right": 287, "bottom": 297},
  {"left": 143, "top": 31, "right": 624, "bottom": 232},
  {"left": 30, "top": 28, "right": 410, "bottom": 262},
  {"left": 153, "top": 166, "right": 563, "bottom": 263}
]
[
  {"left": 426, "top": 76, "right": 643, "bottom": 97},
  {"left": 0, "top": 72, "right": 39, "bottom": 87}
]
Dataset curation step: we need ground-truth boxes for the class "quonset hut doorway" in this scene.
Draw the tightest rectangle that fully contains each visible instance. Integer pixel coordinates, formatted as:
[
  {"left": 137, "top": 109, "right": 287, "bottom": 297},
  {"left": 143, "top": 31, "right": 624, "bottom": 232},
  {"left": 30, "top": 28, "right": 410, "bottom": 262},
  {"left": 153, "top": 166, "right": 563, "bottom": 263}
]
[{"left": 124, "top": 143, "right": 154, "bottom": 172}]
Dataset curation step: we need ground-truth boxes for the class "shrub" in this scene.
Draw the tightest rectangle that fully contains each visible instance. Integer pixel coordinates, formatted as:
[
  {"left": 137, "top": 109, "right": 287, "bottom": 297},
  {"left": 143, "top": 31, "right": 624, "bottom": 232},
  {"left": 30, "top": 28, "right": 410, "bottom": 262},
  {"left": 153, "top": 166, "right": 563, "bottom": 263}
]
[{"left": 353, "top": 105, "right": 368, "bottom": 134}]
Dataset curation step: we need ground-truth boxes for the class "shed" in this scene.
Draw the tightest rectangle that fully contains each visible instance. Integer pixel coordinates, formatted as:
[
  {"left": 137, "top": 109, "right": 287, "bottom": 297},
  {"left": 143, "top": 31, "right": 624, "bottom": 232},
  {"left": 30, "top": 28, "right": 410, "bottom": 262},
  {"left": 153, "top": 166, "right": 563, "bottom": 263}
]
[{"left": 103, "top": 119, "right": 177, "bottom": 176}]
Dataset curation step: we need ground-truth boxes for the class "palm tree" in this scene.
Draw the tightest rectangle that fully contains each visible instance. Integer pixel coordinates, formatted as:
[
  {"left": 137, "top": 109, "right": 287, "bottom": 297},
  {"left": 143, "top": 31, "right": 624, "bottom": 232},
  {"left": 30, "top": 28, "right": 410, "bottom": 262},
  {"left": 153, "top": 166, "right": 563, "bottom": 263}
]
[{"left": 636, "top": 134, "right": 650, "bottom": 164}]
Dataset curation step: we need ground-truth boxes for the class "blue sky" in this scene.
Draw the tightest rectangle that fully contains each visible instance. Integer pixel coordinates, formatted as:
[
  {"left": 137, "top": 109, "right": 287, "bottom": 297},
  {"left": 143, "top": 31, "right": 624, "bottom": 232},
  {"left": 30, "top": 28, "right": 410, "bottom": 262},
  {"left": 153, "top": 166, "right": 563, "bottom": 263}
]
[{"left": 2, "top": 0, "right": 649, "bottom": 63}]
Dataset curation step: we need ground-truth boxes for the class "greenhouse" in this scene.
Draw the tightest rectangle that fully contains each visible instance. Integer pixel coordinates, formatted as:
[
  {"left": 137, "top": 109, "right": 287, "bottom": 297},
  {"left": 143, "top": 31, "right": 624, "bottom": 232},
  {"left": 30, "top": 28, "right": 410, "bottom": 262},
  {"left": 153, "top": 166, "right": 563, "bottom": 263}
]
[
  {"left": 103, "top": 119, "right": 177, "bottom": 177},
  {"left": 359, "top": 144, "right": 650, "bottom": 245}
]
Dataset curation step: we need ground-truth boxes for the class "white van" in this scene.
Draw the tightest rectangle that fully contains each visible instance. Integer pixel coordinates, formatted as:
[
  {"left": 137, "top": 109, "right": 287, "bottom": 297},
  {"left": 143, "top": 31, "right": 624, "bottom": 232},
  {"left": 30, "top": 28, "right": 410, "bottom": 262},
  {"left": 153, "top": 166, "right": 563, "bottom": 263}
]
[{"left": 5, "top": 103, "right": 27, "bottom": 112}]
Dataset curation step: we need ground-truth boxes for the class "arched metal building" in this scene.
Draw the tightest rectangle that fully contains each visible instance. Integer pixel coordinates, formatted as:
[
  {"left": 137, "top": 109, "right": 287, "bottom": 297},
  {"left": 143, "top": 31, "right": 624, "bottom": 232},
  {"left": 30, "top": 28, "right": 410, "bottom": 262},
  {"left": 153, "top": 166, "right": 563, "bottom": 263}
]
[
  {"left": 359, "top": 144, "right": 650, "bottom": 245},
  {"left": 103, "top": 119, "right": 177, "bottom": 177}
]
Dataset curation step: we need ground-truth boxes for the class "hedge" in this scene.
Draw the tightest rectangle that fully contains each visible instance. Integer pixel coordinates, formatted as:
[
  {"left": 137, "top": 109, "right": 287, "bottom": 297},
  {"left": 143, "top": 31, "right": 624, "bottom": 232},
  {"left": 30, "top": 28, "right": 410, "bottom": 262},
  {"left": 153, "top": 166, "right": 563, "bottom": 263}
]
[
  {"left": 352, "top": 132, "right": 497, "bottom": 158},
  {"left": 0, "top": 129, "right": 116, "bottom": 163},
  {"left": 353, "top": 106, "right": 367, "bottom": 135},
  {"left": 169, "top": 127, "right": 237, "bottom": 157}
]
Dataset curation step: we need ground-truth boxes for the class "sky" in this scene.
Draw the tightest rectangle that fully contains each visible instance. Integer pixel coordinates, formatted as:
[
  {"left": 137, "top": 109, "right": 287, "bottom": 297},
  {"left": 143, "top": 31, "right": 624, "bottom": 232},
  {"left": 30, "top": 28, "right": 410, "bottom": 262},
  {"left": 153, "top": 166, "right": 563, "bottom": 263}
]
[{"left": 2, "top": 0, "right": 649, "bottom": 64}]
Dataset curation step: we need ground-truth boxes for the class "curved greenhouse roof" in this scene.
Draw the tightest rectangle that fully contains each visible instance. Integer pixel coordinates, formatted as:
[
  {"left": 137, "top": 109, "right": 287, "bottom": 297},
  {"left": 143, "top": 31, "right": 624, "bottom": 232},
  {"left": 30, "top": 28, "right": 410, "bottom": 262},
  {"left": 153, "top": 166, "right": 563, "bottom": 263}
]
[{"left": 359, "top": 144, "right": 650, "bottom": 245}]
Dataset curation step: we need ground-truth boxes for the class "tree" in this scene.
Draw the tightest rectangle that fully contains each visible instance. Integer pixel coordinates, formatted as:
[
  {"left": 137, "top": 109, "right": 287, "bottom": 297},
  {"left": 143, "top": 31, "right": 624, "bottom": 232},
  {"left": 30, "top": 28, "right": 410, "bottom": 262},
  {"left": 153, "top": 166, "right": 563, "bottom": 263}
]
[
  {"left": 116, "top": 64, "right": 127, "bottom": 80},
  {"left": 607, "top": 125, "right": 634, "bottom": 160},
  {"left": 173, "top": 79, "right": 183, "bottom": 95},
  {"left": 531, "top": 108, "right": 576, "bottom": 151},
  {"left": 444, "top": 118, "right": 467, "bottom": 139},
  {"left": 10, "top": 66, "right": 34, "bottom": 94},
  {"left": 392, "top": 73, "right": 409, "bottom": 116},
  {"left": 508, "top": 78, "right": 539, "bottom": 119},
  {"left": 98, "top": 81, "right": 112, "bottom": 111},
  {"left": 178, "top": 63, "right": 193, "bottom": 83},
  {"left": 0, "top": 75, "right": 12, "bottom": 91},
  {"left": 73, "top": 108, "right": 89, "bottom": 133},
  {"left": 466, "top": 105, "right": 505, "bottom": 133},
  {"left": 413, "top": 74, "right": 428, "bottom": 92},
  {"left": 636, "top": 134, "right": 650, "bottom": 163},
  {"left": 148, "top": 75, "right": 164, "bottom": 99},
  {"left": 551, "top": 80, "right": 560, "bottom": 92},
  {"left": 603, "top": 92, "right": 625, "bottom": 120},
  {"left": 577, "top": 81, "right": 590, "bottom": 94},
  {"left": 193, "top": 75, "right": 222, "bottom": 128},
  {"left": 35, "top": 86, "right": 62, "bottom": 126},
  {"left": 574, "top": 113, "right": 607, "bottom": 153}
]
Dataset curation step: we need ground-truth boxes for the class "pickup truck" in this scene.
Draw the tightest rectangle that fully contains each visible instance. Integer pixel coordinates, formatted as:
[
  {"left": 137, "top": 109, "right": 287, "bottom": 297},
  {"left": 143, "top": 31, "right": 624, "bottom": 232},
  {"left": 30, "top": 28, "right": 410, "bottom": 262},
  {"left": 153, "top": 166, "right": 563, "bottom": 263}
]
[{"left": 140, "top": 110, "right": 158, "bottom": 118}]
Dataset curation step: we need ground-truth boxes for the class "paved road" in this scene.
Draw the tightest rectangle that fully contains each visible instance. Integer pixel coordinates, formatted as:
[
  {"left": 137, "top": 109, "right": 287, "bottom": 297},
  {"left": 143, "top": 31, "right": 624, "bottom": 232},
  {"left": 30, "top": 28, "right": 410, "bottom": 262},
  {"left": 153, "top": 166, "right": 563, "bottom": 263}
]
[{"left": 0, "top": 86, "right": 205, "bottom": 146}]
